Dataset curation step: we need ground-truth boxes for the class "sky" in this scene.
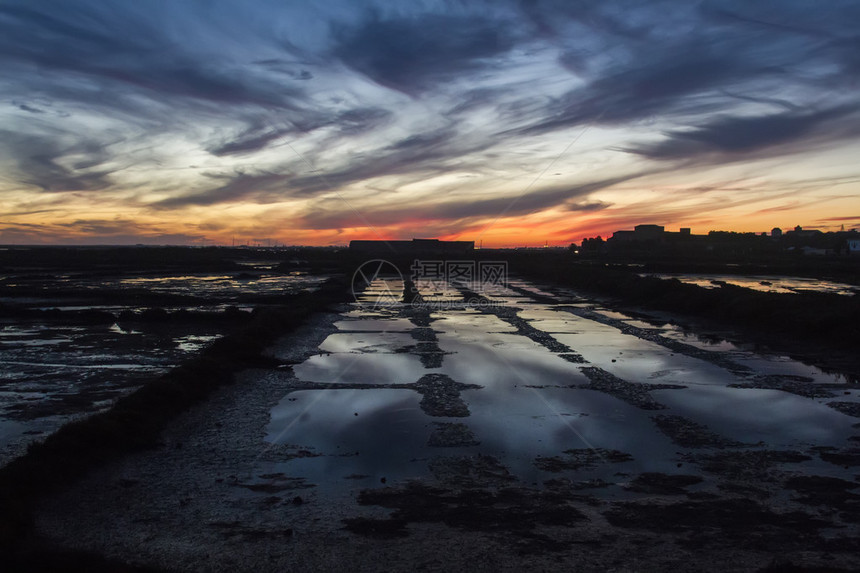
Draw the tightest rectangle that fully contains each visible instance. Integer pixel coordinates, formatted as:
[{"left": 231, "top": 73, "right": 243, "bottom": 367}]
[{"left": 1, "top": 0, "right": 859, "bottom": 247}]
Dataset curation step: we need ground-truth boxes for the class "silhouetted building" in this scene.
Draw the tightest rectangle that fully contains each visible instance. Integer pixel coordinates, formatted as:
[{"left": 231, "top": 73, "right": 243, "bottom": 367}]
[
  {"left": 609, "top": 224, "right": 673, "bottom": 242},
  {"left": 610, "top": 230, "right": 636, "bottom": 242},
  {"left": 349, "top": 238, "right": 474, "bottom": 254},
  {"left": 785, "top": 225, "right": 823, "bottom": 239},
  {"left": 634, "top": 224, "right": 665, "bottom": 238},
  {"left": 588, "top": 222, "right": 857, "bottom": 259}
]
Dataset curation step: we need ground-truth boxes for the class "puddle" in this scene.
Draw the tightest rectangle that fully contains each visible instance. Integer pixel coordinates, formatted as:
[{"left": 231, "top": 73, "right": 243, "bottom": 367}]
[
  {"left": 265, "top": 389, "right": 432, "bottom": 484},
  {"left": 293, "top": 353, "right": 427, "bottom": 385},
  {"left": 462, "top": 386, "right": 680, "bottom": 482},
  {"left": 333, "top": 319, "right": 415, "bottom": 332},
  {"left": 174, "top": 334, "right": 220, "bottom": 353},
  {"left": 263, "top": 385, "right": 682, "bottom": 493},
  {"left": 648, "top": 273, "right": 859, "bottom": 296},
  {"left": 435, "top": 336, "right": 587, "bottom": 389},
  {"left": 660, "top": 329, "right": 743, "bottom": 352},
  {"left": 651, "top": 385, "right": 856, "bottom": 447},
  {"left": 549, "top": 321, "right": 733, "bottom": 387},
  {"left": 319, "top": 332, "right": 417, "bottom": 354},
  {"left": 432, "top": 310, "right": 517, "bottom": 334},
  {"left": 263, "top": 276, "right": 860, "bottom": 505},
  {"left": 0, "top": 269, "right": 331, "bottom": 465}
]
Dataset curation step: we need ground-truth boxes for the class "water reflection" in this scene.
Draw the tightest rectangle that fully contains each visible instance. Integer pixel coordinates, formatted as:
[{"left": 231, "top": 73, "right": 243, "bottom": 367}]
[
  {"left": 549, "top": 326, "right": 734, "bottom": 386},
  {"left": 319, "top": 332, "right": 417, "bottom": 354},
  {"left": 0, "top": 268, "right": 332, "bottom": 463},
  {"left": 436, "top": 335, "right": 588, "bottom": 389},
  {"left": 266, "top": 389, "right": 431, "bottom": 482},
  {"left": 334, "top": 318, "right": 414, "bottom": 331},
  {"left": 651, "top": 385, "right": 856, "bottom": 447},
  {"left": 462, "top": 387, "right": 681, "bottom": 481},
  {"left": 648, "top": 273, "right": 859, "bottom": 296},
  {"left": 263, "top": 277, "right": 860, "bottom": 500},
  {"left": 293, "top": 353, "right": 427, "bottom": 385}
]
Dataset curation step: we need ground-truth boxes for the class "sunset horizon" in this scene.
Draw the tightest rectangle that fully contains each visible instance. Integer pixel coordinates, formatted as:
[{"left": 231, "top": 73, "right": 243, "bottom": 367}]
[{"left": 2, "top": 1, "right": 859, "bottom": 247}]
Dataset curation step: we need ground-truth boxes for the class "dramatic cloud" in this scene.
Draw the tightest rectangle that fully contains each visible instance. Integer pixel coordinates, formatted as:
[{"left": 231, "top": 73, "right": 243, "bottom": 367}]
[
  {"left": 299, "top": 173, "right": 639, "bottom": 229},
  {"left": 0, "top": 130, "right": 116, "bottom": 192},
  {"left": 1, "top": 0, "right": 859, "bottom": 245},
  {"left": 627, "top": 105, "right": 860, "bottom": 162},
  {"left": 332, "top": 13, "right": 518, "bottom": 95}
]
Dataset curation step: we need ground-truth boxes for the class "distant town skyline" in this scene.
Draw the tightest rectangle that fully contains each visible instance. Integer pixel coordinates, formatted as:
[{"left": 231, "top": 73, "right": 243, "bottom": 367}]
[{"left": 2, "top": 1, "right": 860, "bottom": 247}]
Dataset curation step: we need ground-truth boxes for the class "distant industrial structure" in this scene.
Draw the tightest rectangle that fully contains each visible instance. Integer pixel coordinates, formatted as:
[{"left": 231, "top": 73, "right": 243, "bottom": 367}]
[
  {"left": 610, "top": 224, "right": 691, "bottom": 243},
  {"left": 349, "top": 238, "right": 475, "bottom": 254}
]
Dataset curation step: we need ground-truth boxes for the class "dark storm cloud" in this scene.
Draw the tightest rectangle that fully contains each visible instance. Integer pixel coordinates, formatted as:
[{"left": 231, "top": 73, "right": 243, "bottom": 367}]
[
  {"left": 15, "top": 102, "right": 45, "bottom": 114},
  {"left": 169, "top": 119, "right": 478, "bottom": 208},
  {"left": 206, "top": 114, "right": 305, "bottom": 157},
  {"left": 437, "top": 175, "right": 635, "bottom": 222},
  {"left": 565, "top": 200, "right": 612, "bottom": 212},
  {"left": 286, "top": 125, "right": 488, "bottom": 196},
  {"left": 335, "top": 107, "right": 393, "bottom": 135},
  {"left": 0, "top": 130, "right": 115, "bottom": 192},
  {"left": 444, "top": 88, "right": 504, "bottom": 117},
  {"left": 208, "top": 106, "right": 392, "bottom": 156},
  {"left": 0, "top": 2, "right": 306, "bottom": 110},
  {"left": 254, "top": 59, "right": 315, "bottom": 80},
  {"left": 156, "top": 172, "right": 295, "bottom": 208},
  {"left": 0, "top": 218, "right": 206, "bottom": 244},
  {"left": 521, "top": 54, "right": 745, "bottom": 134},
  {"left": 167, "top": 123, "right": 465, "bottom": 208},
  {"left": 55, "top": 218, "right": 148, "bottom": 235},
  {"left": 300, "top": 173, "right": 636, "bottom": 229},
  {"left": 514, "top": 0, "right": 860, "bottom": 136},
  {"left": 186, "top": 124, "right": 470, "bottom": 207},
  {"left": 627, "top": 105, "right": 860, "bottom": 161},
  {"left": 332, "top": 13, "right": 518, "bottom": 95},
  {"left": 49, "top": 218, "right": 205, "bottom": 244},
  {"left": 209, "top": 127, "right": 292, "bottom": 157}
]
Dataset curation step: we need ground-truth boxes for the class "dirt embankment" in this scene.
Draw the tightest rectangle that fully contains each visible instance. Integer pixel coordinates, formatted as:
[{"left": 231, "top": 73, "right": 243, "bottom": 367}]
[
  {"left": 0, "top": 276, "right": 352, "bottom": 570},
  {"left": 511, "top": 259, "right": 860, "bottom": 379}
]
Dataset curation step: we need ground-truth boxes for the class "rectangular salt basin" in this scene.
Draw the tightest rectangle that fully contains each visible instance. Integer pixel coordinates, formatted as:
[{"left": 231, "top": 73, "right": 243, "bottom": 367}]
[
  {"left": 462, "top": 386, "right": 682, "bottom": 481},
  {"left": 435, "top": 334, "right": 590, "bottom": 389},
  {"left": 548, "top": 318, "right": 739, "bottom": 387},
  {"left": 334, "top": 318, "right": 416, "bottom": 331},
  {"left": 293, "top": 352, "right": 428, "bottom": 385},
  {"left": 265, "top": 388, "right": 433, "bottom": 485},
  {"left": 319, "top": 332, "right": 418, "bottom": 354}
]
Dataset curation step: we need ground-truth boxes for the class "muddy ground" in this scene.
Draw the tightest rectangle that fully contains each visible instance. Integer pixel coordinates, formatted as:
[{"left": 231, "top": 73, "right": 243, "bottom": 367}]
[{"left": 21, "top": 277, "right": 860, "bottom": 572}]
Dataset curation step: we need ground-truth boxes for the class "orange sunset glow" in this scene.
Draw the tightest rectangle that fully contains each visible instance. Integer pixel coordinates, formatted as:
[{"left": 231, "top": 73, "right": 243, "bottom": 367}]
[{"left": 1, "top": 1, "right": 859, "bottom": 246}]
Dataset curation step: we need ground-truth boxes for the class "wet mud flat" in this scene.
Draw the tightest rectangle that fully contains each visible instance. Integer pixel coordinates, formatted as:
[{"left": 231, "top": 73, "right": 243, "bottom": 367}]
[
  {"left": 14, "top": 276, "right": 860, "bottom": 571},
  {"left": 514, "top": 258, "right": 860, "bottom": 382},
  {"left": 0, "top": 255, "right": 329, "bottom": 464},
  {"left": 0, "top": 315, "right": 234, "bottom": 463},
  {"left": 646, "top": 273, "right": 860, "bottom": 297}
]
